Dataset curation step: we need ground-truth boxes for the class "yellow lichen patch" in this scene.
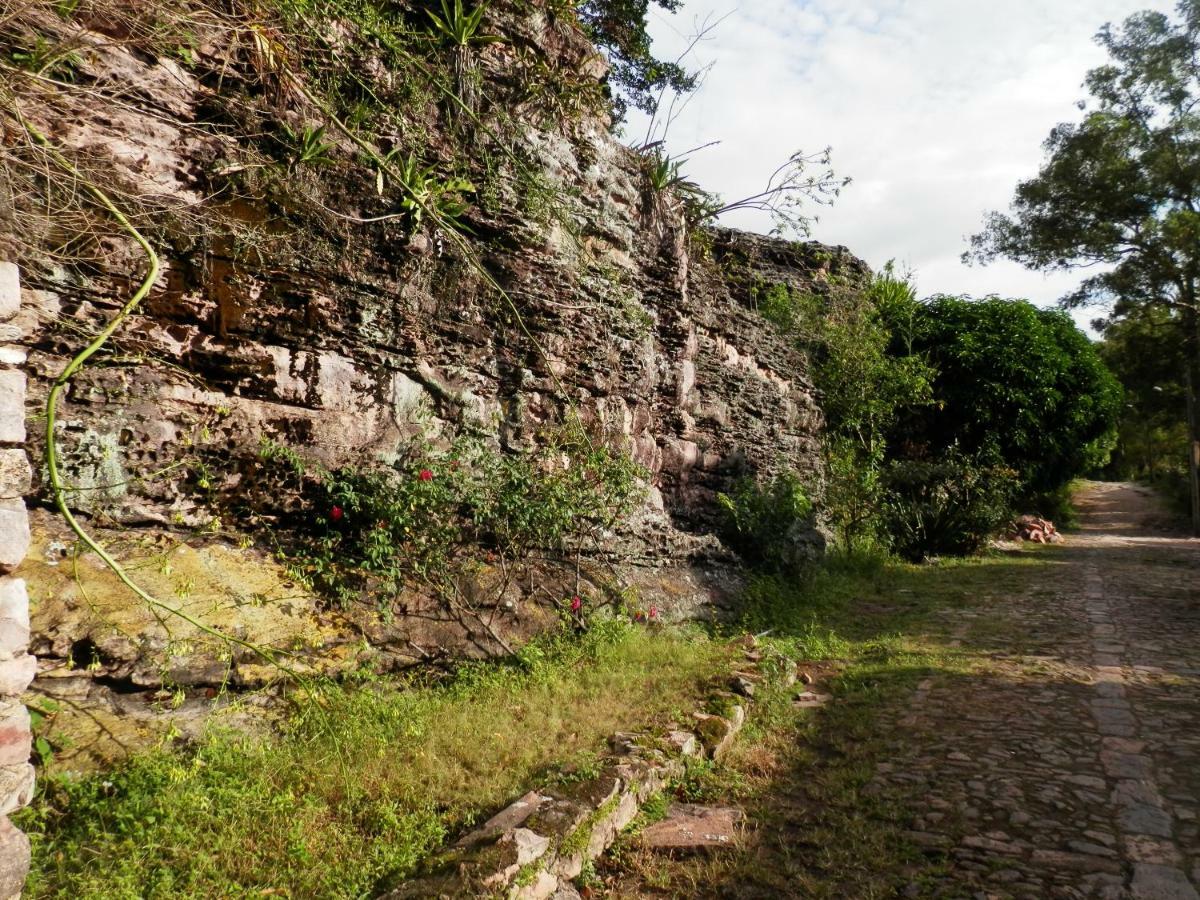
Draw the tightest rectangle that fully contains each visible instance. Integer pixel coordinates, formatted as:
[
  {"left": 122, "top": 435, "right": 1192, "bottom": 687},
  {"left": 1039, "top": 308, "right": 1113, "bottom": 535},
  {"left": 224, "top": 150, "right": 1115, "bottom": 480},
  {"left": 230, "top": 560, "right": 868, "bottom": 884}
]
[
  {"left": 18, "top": 510, "right": 358, "bottom": 767},
  {"left": 20, "top": 510, "right": 342, "bottom": 673}
]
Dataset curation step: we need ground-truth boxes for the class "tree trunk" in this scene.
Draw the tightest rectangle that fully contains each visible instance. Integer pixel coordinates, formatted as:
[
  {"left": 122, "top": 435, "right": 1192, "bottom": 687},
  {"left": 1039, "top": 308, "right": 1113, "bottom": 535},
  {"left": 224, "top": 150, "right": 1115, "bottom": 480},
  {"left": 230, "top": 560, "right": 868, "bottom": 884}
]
[{"left": 1187, "top": 302, "right": 1200, "bottom": 535}]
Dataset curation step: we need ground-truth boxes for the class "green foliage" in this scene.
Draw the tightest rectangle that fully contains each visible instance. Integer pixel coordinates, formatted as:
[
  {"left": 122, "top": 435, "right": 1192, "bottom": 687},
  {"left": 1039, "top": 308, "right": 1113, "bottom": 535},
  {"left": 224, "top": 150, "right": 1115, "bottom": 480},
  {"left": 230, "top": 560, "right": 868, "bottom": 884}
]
[
  {"left": 280, "top": 123, "right": 336, "bottom": 171},
  {"left": 261, "top": 428, "right": 643, "bottom": 611},
  {"left": 383, "top": 150, "right": 475, "bottom": 231},
  {"left": 894, "top": 296, "right": 1122, "bottom": 495},
  {"left": 19, "top": 623, "right": 728, "bottom": 899},
  {"left": 967, "top": 1, "right": 1200, "bottom": 522},
  {"left": 881, "top": 452, "right": 1019, "bottom": 561},
  {"left": 717, "top": 472, "right": 814, "bottom": 573},
  {"left": 646, "top": 150, "right": 686, "bottom": 192},
  {"left": 1098, "top": 310, "right": 1189, "bottom": 481},
  {"left": 424, "top": 0, "right": 497, "bottom": 46},
  {"left": 573, "top": 0, "right": 697, "bottom": 123},
  {"left": 9, "top": 36, "right": 79, "bottom": 80},
  {"left": 751, "top": 266, "right": 934, "bottom": 550}
]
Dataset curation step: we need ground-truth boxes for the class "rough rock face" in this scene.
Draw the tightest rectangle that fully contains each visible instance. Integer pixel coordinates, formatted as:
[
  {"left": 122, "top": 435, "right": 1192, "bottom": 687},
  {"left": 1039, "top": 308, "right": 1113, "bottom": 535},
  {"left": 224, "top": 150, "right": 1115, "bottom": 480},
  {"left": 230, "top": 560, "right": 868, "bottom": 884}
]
[{"left": 2, "top": 1, "right": 870, "bottom": 762}]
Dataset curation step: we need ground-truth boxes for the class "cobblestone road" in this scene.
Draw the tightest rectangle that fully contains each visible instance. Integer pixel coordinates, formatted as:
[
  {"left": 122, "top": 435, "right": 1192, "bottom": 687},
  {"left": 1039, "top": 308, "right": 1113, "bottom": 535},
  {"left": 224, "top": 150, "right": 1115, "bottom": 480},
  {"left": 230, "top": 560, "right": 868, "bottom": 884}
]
[{"left": 889, "top": 483, "right": 1200, "bottom": 899}]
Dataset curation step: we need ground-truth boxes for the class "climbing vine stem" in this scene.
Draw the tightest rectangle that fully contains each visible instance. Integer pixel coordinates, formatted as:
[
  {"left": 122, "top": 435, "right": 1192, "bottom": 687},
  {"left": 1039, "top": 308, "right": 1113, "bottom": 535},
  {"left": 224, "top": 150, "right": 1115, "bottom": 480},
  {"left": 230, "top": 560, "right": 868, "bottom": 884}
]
[{"left": 12, "top": 106, "right": 310, "bottom": 686}]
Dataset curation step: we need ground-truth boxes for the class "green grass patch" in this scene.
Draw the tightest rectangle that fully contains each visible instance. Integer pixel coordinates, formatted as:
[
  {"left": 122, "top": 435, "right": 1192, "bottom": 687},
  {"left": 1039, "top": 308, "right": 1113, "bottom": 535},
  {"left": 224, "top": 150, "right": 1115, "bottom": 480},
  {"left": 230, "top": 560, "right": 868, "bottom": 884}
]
[{"left": 20, "top": 620, "right": 731, "bottom": 899}]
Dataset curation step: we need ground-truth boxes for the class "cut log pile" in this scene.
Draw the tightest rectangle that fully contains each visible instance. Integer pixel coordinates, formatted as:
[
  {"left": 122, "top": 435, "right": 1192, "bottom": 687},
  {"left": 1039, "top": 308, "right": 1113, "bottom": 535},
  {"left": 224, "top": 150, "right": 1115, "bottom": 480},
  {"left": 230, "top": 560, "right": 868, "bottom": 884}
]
[{"left": 1010, "top": 515, "right": 1064, "bottom": 544}]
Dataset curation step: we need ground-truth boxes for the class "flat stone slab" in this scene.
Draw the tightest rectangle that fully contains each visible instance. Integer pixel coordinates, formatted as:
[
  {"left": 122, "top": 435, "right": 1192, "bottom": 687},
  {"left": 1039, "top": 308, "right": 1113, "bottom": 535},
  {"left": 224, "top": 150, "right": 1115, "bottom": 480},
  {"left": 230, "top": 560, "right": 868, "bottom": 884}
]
[
  {"left": 1131, "top": 863, "right": 1200, "bottom": 900},
  {"left": 642, "top": 804, "right": 742, "bottom": 851},
  {"left": 794, "top": 691, "right": 832, "bottom": 709}
]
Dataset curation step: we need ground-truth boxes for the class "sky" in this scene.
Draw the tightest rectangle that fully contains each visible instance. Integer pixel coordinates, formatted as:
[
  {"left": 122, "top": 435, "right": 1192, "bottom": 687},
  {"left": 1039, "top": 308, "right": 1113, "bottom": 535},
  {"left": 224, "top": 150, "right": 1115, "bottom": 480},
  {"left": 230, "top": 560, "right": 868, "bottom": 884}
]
[{"left": 625, "top": 0, "right": 1178, "bottom": 325}]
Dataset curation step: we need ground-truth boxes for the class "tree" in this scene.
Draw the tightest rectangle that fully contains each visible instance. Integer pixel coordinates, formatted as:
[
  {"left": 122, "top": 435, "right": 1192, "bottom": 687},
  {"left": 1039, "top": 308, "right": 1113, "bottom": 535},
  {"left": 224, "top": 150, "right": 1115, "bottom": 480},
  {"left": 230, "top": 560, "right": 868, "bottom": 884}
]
[
  {"left": 1097, "top": 311, "right": 1189, "bottom": 480},
  {"left": 575, "top": 0, "right": 698, "bottom": 123},
  {"left": 967, "top": 1, "right": 1200, "bottom": 531},
  {"left": 892, "top": 297, "right": 1122, "bottom": 497}
]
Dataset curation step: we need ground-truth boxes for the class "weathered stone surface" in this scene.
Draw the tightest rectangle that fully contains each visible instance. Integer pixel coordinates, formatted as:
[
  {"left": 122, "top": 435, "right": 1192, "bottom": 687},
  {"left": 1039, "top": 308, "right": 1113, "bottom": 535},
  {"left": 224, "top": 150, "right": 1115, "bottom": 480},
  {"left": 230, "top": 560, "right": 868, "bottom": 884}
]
[
  {"left": 0, "top": 264, "right": 17, "bottom": 323},
  {"left": 729, "top": 673, "right": 757, "bottom": 697},
  {"left": 0, "top": 502, "right": 28, "bottom": 575},
  {"left": 641, "top": 804, "right": 741, "bottom": 851},
  {"left": 0, "top": 372, "right": 22, "bottom": 446},
  {"left": 0, "top": 816, "right": 29, "bottom": 900},
  {"left": 0, "top": 1, "right": 878, "bottom": 776},
  {"left": 0, "top": 451, "right": 30, "bottom": 498},
  {"left": 457, "top": 791, "right": 547, "bottom": 848},
  {"left": 794, "top": 690, "right": 832, "bottom": 709},
  {"left": 693, "top": 712, "right": 741, "bottom": 760},
  {"left": 1131, "top": 864, "right": 1200, "bottom": 900},
  {"left": 0, "top": 579, "right": 29, "bottom": 661},
  {"left": 0, "top": 655, "right": 35, "bottom": 697},
  {"left": 0, "top": 764, "right": 34, "bottom": 816},
  {"left": 0, "top": 705, "right": 29, "bottom": 767},
  {"left": 665, "top": 730, "right": 699, "bottom": 757}
]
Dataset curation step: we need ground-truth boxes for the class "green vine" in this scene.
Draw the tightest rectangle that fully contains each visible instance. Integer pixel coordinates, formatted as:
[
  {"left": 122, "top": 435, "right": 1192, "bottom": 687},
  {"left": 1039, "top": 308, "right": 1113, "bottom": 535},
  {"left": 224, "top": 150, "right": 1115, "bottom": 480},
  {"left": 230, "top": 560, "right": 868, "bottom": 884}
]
[{"left": 15, "top": 110, "right": 307, "bottom": 685}]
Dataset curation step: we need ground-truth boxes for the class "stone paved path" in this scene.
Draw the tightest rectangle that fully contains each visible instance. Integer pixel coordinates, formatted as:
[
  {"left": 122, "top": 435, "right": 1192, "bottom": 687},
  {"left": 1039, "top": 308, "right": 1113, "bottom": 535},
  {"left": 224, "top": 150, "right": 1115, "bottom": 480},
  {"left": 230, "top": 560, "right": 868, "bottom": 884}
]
[{"left": 890, "top": 482, "right": 1200, "bottom": 899}]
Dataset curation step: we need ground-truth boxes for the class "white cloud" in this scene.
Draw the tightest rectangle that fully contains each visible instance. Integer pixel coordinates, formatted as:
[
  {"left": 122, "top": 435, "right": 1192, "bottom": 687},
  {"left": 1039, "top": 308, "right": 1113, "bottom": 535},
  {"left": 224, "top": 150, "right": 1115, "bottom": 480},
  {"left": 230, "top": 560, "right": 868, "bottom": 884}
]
[{"left": 628, "top": 0, "right": 1178, "bottom": 326}]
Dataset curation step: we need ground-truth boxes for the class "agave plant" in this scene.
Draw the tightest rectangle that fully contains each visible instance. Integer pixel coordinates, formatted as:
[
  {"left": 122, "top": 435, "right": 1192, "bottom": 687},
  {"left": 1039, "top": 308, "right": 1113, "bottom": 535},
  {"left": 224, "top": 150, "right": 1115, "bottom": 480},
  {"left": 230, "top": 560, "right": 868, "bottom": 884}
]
[
  {"left": 281, "top": 124, "right": 336, "bottom": 172},
  {"left": 425, "top": 0, "right": 499, "bottom": 47},
  {"left": 382, "top": 151, "right": 474, "bottom": 232}
]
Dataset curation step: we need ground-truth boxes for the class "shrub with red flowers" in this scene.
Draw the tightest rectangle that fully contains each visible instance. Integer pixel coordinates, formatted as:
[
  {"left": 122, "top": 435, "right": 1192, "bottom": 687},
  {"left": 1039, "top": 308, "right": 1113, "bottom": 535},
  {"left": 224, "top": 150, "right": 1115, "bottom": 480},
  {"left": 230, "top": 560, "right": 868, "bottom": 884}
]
[{"left": 260, "top": 425, "right": 644, "bottom": 613}]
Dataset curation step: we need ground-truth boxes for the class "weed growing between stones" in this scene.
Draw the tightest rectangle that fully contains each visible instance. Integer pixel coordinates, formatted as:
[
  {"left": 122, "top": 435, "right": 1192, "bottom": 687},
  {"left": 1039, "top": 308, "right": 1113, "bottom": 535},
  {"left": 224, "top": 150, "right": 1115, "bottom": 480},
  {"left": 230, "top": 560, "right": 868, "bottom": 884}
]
[{"left": 17, "top": 619, "right": 731, "bottom": 899}]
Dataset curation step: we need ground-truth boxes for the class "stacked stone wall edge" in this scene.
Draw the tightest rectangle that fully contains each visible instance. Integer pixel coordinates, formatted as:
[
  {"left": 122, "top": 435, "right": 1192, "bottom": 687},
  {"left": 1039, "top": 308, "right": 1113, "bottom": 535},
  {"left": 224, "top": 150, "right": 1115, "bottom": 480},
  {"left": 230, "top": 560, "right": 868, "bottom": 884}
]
[{"left": 0, "top": 261, "right": 35, "bottom": 899}]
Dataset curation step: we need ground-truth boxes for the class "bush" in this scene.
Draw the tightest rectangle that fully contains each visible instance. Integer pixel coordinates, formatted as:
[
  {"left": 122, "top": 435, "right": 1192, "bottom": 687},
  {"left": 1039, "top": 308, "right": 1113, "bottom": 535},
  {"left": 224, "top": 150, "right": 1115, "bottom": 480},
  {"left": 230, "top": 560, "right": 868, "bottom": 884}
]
[
  {"left": 894, "top": 296, "right": 1121, "bottom": 495},
  {"left": 258, "top": 427, "right": 643, "bottom": 611},
  {"left": 717, "top": 472, "right": 816, "bottom": 573},
  {"left": 881, "top": 452, "right": 1018, "bottom": 560}
]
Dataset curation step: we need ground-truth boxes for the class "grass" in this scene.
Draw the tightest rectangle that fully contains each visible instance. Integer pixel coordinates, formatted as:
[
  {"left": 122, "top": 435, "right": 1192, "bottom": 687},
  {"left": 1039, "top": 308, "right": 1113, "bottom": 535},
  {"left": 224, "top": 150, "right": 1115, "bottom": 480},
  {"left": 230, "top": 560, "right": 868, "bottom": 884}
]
[
  {"left": 599, "top": 547, "right": 1053, "bottom": 898},
  {"left": 18, "top": 619, "right": 733, "bottom": 899}
]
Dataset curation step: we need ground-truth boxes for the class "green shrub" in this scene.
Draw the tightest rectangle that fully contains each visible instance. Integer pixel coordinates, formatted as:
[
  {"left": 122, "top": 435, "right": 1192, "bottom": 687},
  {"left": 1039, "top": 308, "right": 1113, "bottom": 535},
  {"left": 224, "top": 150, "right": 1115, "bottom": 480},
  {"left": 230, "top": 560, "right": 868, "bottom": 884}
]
[
  {"left": 259, "top": 427, "right": 643, "bottom": 611},
  {"left": 717, "top": 472, "right": 815, "bottom": 573},
  {"left": 881, "top": 452, "right": 1018, "bottom": 560}
]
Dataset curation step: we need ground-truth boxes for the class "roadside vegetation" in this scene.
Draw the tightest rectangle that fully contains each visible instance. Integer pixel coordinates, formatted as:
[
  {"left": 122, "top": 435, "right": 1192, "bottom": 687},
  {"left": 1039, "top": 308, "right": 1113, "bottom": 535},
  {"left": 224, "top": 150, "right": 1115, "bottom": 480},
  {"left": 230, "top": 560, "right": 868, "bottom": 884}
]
[
  {"left": 970, "top": 0, "right": 1200, "bottom": 532},
  {"left": 740, "top": 266, "right": 1119, "bottom": 563},
  {"left": 19, "top": 620, "right": 732, "bottom": 898}
]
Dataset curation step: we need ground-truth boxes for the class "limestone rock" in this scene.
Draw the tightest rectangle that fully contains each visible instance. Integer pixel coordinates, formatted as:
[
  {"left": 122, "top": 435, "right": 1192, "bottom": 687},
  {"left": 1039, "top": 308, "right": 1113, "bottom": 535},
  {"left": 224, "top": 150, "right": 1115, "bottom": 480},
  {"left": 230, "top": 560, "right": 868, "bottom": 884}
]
[
  {"left": 795, "top": 691, "right": 832, "bottom": 709},
  {"left": 665, "top": 730, "right": 699, "bottom": 757},
  {"left": 0, "top": 452, "right": 29, "bottom": 498},
  {"left": 0, "top": 656, "right": 35, "bottom": 698},
  {"left": 0, "top": 705, "right": 30, "bottom": 767},
  {"left": 0, "top": 372, "right": 23, "bottom": 446},
  {"left": 0, "top": 503, "right": 27, "bottom": 576},
  {"left": 0, "top": 264, "right": 17, "bottom": 323},
  {"left": 0, "top": 816, "right": 29, "bottom": 900},
  {"left": 0, "top": 764, "right": 34, "bottom": 816}
]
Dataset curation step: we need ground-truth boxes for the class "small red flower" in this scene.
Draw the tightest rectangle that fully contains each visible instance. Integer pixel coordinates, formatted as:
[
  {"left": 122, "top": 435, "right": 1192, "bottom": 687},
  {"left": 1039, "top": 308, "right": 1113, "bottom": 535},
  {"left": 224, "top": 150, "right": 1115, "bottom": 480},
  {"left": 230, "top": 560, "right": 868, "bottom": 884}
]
[
  {"left": 570, "top": 595, "right": 582, "bottom": 613},
  {"left": 419, "top": 468, "right": 434, "bottom": 482},
  {"left": 633, "top": 610, "right": 645, "bottom": 623},
  {"left": 648, "top": 605, "right": 659, "bottom": 620},
  {"left": 329, "top": 505, "right": 344, "bottom": 522}
]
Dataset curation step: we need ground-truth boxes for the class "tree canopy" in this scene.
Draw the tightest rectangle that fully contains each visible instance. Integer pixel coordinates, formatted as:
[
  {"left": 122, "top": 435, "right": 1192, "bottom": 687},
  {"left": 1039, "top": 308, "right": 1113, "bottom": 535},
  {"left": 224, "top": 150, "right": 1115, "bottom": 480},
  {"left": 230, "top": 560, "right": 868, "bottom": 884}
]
[
  {"left": 967, "top": 1, "right": 1200, "bottom": 321},
  {"left": 574, "top": 0, "right": 697, "bottom": 123},
  {"left": 968, "top": 0, "right": 1200, "bottom": 528},
  {"left": 892, "top": 297, "right": 1122, "bottom": 495}
]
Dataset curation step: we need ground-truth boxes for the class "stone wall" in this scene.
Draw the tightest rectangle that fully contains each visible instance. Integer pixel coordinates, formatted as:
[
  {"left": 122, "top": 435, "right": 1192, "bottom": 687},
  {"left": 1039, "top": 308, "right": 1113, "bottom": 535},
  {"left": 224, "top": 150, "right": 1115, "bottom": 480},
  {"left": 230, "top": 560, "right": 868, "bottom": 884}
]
[
  {"left": 2, "top": 1, "right": 871, "bottom": 770},
  {"left": 0, "top": 262, "right": 35, "bottom": 898}
]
